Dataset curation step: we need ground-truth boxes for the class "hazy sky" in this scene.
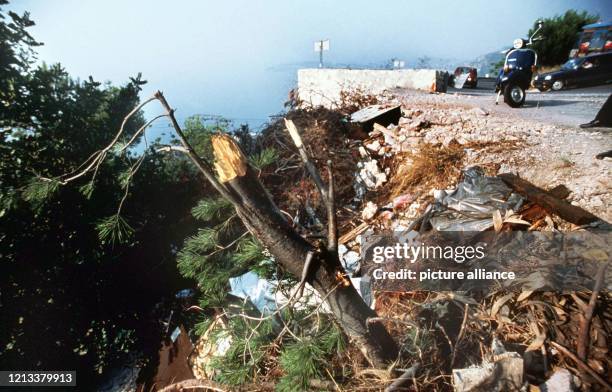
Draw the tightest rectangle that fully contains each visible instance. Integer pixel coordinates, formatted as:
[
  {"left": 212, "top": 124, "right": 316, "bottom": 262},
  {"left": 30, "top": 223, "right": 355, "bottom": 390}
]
[{"left": 10, "top": 0, "right": 612, "bottom": 130}]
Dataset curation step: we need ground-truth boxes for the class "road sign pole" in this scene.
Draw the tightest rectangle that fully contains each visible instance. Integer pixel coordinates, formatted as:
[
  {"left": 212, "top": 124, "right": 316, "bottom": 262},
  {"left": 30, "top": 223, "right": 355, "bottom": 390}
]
[{"left": 319, "top": 41, "right": 323, "bottom": 68}]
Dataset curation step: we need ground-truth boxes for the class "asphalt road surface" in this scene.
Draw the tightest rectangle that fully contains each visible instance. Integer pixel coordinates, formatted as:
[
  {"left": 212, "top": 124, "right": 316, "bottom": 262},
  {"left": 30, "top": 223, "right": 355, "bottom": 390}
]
[{"left": 447, "top": 81, "right": 611, "bottom": 128}]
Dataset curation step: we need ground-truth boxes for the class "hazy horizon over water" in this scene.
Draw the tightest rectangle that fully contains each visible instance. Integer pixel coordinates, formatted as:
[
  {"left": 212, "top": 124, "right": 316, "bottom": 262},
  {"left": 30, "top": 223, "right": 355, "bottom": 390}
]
[{"left": 9, "top": 0, "right": 611, "bottom": 143}]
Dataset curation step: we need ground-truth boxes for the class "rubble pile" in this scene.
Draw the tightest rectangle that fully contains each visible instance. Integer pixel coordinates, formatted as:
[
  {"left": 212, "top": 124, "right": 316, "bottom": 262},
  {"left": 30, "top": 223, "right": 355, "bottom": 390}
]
[
  {"left": 188, "top": 91, "right": 610, "bottom": 391},
  {"left": 336, "top": 98, "right": 609, "bottom": 391}
]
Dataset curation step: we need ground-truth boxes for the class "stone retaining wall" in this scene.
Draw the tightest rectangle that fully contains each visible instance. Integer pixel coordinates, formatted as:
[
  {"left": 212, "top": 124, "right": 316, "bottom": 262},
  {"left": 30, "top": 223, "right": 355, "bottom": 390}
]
[{"left": 297, "top": 68, "right": 447, "bottom": 108}]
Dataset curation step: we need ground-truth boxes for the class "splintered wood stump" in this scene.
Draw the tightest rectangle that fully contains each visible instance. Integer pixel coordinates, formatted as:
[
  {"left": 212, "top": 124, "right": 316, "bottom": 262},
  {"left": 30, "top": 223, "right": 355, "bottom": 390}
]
[
  {"left": 498, "top": 173, "right": 604, "bottom": 226},
  {"left": 210, "top": 134, "right": 398, "bottom": 367}
]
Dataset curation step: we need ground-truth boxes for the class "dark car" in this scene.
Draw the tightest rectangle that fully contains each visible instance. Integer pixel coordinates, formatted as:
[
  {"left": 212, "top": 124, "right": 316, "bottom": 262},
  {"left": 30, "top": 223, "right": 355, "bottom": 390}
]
[
  {"left": 534, "top": 52, "right": 612, "bottom": 91},
  {"left": 451, "top": 66, "right": 478, "bottom": 88}
]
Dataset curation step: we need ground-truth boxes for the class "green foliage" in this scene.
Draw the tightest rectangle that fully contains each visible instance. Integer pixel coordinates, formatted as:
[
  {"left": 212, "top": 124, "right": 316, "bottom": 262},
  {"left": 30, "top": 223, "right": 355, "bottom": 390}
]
[
  {"left": 185, "top": 228, "right": 219, "bottom": 253},
  {"left": 528, "top": 10, "right": 598, "bottom": 66},
  {"left": 210, "top": 316, "right": 274, "bottom": 386},
  {"left": 193, "top": 317, "right": 215, "bottom": 337},
  {"left": 177, "top": 223, "right": 273, "bottom": 307},
  {"left": 191, "top": 197, "right": 233, "bottom": 221},
  {"left": 182, "top": 115, "right": 218, "bottom": 161},
  {"left": 250, "top": 257, "right": 276, "bottom": 280},
  {"left": 249, "top": 147, "right": 278, "bottom": 170},
  {"left": 319, "top": 323, "right": 347, "bottom": 355},
  {"left": 117, "top": 169, "right": 132, "bottom": 189},
  {"left": 277, "top": 338, "right": 325, "bottom": 391},
  {"left": 79, "top": 181, "right": 95, "bottom": 200},
  {"left": 190, "top": 294, "right": 347, "bottom": 389},
  {"left": 96, "top": 214, "right": 134, "bottom": 244},
  {"left": 22, "top": 177, "right": 59, "bottom": 210},
  {"left": 0, "top": 0, "right": 40, "bottom": 104},
  {"left": 232, "top": 237, "right": 265, "bottom": 268},
  {"left": 276, "top": 324, "right": 346, "bottom": 391}
]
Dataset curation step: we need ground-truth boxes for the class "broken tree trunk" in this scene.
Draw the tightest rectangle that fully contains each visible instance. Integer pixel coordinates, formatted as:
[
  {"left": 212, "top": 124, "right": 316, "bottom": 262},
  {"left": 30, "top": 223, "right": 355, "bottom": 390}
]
[{"left": 210, "top": 134, "right": 399, "bottom": 367}]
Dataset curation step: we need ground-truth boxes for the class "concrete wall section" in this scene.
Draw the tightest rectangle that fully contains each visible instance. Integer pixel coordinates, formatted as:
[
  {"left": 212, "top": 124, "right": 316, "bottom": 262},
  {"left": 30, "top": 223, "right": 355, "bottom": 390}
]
[{"left": 297, "top": 68, "right": 447, "bottom": 108}]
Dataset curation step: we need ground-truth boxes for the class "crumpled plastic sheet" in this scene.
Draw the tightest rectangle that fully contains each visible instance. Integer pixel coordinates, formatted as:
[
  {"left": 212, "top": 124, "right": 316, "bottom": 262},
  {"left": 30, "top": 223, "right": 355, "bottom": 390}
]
[
  {"left": 338, "top": 244, "right": 360, "bottom": 276},
  {"left": 430, "top": 166, "right": 523, "bottom": 231},
  {"left": 229, "top": 271, "right": 279, "bottom": 314},
  {"left": 229, "top": 268, "right": 375, "bottom": 314},
  {"left": 229, "top": 271, "right": 330, "bottom": 314}
]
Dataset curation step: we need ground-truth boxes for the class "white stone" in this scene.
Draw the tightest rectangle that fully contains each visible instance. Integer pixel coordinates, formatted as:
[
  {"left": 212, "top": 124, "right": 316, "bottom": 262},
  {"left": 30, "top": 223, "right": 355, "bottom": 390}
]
[
  {"left": 361, "top": 201, "right": 378, "bottom": 220},
  {"left": 365, "top": 140, "right": 381, "bottom": 152}
]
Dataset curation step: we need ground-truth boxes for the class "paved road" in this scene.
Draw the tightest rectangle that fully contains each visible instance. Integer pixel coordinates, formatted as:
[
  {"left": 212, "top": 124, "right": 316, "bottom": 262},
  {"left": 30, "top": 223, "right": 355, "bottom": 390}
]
[{"left": 446, "top": 82, "right": 611, "bottom": 128}]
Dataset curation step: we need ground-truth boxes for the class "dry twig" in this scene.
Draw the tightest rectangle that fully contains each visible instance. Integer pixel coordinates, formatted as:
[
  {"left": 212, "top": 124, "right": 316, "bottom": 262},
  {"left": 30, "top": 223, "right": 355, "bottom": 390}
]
[
  {"left": 577, "top": 262, "right": 607, "bottom": 361},
  {"left": 284, "top": 118, "right": 329, "bottom": 202}
]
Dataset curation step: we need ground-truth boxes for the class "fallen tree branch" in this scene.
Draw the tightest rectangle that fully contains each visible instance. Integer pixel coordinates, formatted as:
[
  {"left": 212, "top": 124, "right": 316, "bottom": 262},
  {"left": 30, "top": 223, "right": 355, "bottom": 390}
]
[
  {"left": 38, "top": 94, "right": 158, "bottom": 187},
  {"left": 577, "top": 262, "right": 607, "bottom": 361},
  {"left": 209, "top": 132, "right": 398, "bottom": 367},
  {"left": 338, "top": 222, "right": 369, "bottom": 245},
  {"left": 498, "top": 173, "right": 604, "bottom": 225},
  {"left": 384, "top": 362, "right": 421, "bottom": 392},
  {"left": 156, "top": 145, "right": 189, "bottom": 154},
  {"left": 296, "top": 250, "right": 315, "bottom": 300},
  {"left": 120, "top": 114, "right": 167, "bottom": 152},
  {"left": 56, "top": 95, "right": 159, "bottom": 184},
  {"left": 550, "top": 341, "right": 612, "bottom": 391},
  {"left": 326, "top": 160, "right": 338, "bottom": 253}
]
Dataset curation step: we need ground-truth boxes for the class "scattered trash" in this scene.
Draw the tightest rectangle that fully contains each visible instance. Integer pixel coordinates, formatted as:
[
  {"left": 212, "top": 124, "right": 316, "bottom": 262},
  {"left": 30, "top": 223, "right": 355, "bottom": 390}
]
[
  {"left": 392, "top": 193, "right": 414, "bottom": 210},
  {"left": 146, "top": 325, "right": 195, "bottom": 389},
  {"left": 452, "top": 362, "right": 495, "bottom": 392},
  {"left": 430, "top": 166, "right": 523, "bottom": 231},
  {"left": 229, "top": 271, "right": 279, "bottom": 314},
  {"left": 195, "top": 87, "right": 610, "bottom": 391},
  {"left": 191, "top": 315, "right": 232, "bottom": 380},
  {"left": 170, "top": 326, "right": 181, "bottom": 343}
]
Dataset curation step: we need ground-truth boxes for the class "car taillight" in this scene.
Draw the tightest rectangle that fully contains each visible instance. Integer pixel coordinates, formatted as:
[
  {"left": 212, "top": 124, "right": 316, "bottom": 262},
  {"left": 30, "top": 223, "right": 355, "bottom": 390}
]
[{"left": 579, "top": 42, "right": 590, "bottom": 53}]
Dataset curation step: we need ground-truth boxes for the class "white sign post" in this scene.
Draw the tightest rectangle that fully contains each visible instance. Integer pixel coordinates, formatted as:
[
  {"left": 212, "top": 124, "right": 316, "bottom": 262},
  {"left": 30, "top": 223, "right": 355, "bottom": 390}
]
[{"left": 314, "top": 39, "right": 330, "bottom": 68}]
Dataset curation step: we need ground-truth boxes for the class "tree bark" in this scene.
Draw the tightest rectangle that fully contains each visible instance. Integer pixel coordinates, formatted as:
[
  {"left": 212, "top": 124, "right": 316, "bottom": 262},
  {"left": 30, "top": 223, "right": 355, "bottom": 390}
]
[{"left": 210, "top": 134, "right": 398, "bottom": 367}]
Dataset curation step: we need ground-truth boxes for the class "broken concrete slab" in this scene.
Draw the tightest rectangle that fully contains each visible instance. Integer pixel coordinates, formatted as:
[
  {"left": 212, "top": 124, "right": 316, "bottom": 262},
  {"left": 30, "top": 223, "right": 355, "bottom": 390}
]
[{"left": 350, "top": 105, "right": 402, "bottom": 135}]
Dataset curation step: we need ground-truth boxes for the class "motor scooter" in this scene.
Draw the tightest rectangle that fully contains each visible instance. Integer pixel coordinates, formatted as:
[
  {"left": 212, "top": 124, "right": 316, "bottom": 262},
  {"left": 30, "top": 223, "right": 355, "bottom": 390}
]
[{"left": 495, "top": 21, "right": 543, "bottom": 108}]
